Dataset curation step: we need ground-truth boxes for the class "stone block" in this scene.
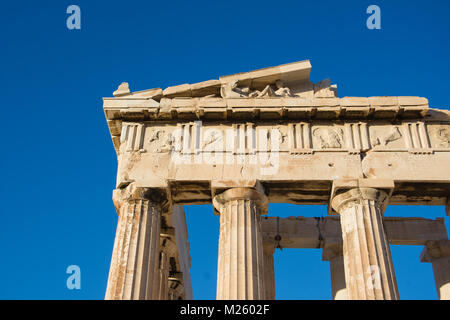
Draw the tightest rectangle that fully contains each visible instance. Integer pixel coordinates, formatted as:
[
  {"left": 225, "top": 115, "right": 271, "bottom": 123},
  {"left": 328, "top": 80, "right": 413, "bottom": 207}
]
[
  {"left": 163, "top": 84, "right": 192, "bottom": 98},
  {"left": 369, "top": 96, "right": 399, "bottom": 106},
  {"left": 113, "top": 82, "right": 131, "bottom": 97},
  {"left": 190, "top": 80, "right": 221, "bottom": 97},
  {"left": 398, "top": 96, "right": 428, "bottom": 106},
  {"left": 340, "top": 97, "right": 369, "bottom": 107}
]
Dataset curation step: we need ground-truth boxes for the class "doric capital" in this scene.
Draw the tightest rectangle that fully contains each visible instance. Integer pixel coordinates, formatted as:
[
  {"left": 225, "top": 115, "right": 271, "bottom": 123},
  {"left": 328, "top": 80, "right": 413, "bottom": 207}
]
[
  {"left": 212, "top": 187, "right": 268, "bottom": 215},
  {"left": 328, "top": 179, "right": 393, "bottom": 215},
  {"left": 112, "top": 183, "right": 167, "bottom": 212},
  {"left": 331, "top": 187, "right": 389, "bottom": 214},
  {"left": 420, "top": 240, "right": 450, "bottom": 262}
]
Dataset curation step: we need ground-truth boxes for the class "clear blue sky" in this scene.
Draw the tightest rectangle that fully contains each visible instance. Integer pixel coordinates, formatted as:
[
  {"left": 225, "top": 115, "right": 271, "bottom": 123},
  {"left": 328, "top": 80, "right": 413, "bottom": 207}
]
[{"left": 0, "top": 0, "right": 448, "bottom": 300}]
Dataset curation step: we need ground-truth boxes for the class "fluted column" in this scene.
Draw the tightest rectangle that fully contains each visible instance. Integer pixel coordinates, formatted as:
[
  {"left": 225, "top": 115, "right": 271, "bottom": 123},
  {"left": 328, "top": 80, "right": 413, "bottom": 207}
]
[
  {"left": 213, "top": 187, "right": 268, "bottom": 300},
  {"left": 157, "top": 251, "right": 169, "bottom": 300},
  {"left": 331, "top": 188, "right": 399, "bottom": 300},
  {"left": 169, "top": 273, "right": 185, "bottom": 300},
  {"left": 420, "top": 240, "right": 450, "bottom": 300},
  {"left": 160, "top": 236, "right": 181, "bottom": 300},
  {"left": 263, "top": 244, "right": 276, "bottom": 300},
  {"left": 158, "top": 228, "right": 175, "bottom": 300},
  {"left": 322, "top": 241, "right": 348, "bottom": 300},
  {"left": 105, "top": 186, "right": 163, "bottom": 300}
]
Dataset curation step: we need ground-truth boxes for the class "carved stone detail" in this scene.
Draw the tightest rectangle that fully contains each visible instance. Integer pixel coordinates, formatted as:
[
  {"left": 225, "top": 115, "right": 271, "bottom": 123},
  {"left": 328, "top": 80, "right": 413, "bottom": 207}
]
[
  {"left": 148, "top": 129, "right": 174, "bottom": 153},
  {"left": 313, "top": 127, "right": 344, "bottom": 149},
  {"left": 288, "top": 123, "right": 313, "bottom": 154},
  {"left": 371, "top": 126, "right": 402, "bottom": 147},
  {"left": 202, "top": 129, "right": 223, "bottom": 149},
  {"left": 220, "top": 80, "right": 293, "bottom": 99},
  {"left": 220, "top": 80, "right": 251, "bottom": 98},
  {"left": 276, "top": 126, "right": 288, "bottom": 146},
  {"left": 434, "top": 127, "right": 450, "bottom": 148},
  {"left": 345, "top": 123, "right": 370, "bottom": 153},
  {"left": 233, "top": 123, "right": 256, "bottom": 154},
  {"left": 403, "top": 122, "right": 432, "bottom": 153},
  {"left": 121, "top": 124, "right": 145, "bottom": 152},
  {"left": 140, "top": 122, "right": 450, "bottom": 156}
]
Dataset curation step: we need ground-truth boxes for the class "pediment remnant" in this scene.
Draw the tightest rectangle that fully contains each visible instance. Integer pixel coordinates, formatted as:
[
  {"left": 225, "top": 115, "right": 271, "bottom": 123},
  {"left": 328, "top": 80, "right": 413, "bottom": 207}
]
[{"left": 111, "top": 60, "right": 337, "bottom": 100}]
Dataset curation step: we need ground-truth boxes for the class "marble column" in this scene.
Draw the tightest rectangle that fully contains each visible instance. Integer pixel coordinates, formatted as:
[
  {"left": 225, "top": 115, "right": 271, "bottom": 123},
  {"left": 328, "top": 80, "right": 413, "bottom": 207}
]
[
  {"left": 169, "top": 272, "right": 185, "bottom": 300},
  {"left": 263, "top": 244, "right": 276, "bottom": 300},
  {"left": 213, "top": 187, "right": 268, "bottom": 300},
  {"left": 160, "top": 236, "right": 179, "bottom": 300},
  {"left": 157, "top": 251, "right": 169, "bottom": 300},
  {"left": 105, "top": 187, "right": 162, "bottom": 300},
  {"left": 322, "top": 241, "right": 348, "bottom": 300},
  {"left": 420, "top": 240, "right": 450, "bottom": 300},
  {"left": 331, "top": 188, "right": 399, "bottom": 300},
  {"left": 158, "top": 228, "right": 175, "bottom": 300}
]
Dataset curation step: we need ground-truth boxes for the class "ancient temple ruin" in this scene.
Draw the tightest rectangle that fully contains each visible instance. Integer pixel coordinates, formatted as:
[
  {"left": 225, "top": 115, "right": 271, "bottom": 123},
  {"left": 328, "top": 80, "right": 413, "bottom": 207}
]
[{"left": 102, "top": 60, "right": 450, "bottom": 300}]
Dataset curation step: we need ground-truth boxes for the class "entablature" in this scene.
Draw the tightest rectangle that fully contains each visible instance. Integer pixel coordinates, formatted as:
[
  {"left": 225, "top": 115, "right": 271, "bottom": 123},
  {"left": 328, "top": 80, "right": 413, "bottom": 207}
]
[{"left": 104, "top": 60, "right": 450, "bottom": 208}]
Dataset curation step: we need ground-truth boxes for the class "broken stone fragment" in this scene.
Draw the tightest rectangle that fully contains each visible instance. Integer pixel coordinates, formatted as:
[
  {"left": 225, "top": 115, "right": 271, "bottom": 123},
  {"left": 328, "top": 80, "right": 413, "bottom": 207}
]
[{"left": 113, "top": 82, "right": 131, "bottom": 97}]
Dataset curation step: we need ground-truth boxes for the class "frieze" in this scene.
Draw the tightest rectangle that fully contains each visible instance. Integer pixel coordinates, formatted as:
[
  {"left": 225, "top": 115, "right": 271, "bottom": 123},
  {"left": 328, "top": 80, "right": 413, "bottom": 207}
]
[
  {"left": 118, "top": 120, "right": 449, "bottom": 155},
  {"left": 428, "top": 124, "right": 450, "bottom": 149}
]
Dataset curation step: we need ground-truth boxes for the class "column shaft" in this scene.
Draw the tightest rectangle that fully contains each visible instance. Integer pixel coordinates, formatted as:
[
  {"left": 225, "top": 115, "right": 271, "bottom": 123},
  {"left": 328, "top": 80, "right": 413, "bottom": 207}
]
[
  {"left": 214, "top": 187, "right": 268, "bottom": 300},
  {"left": 332, "top": 188, "right": 399, "bottom": 300},
  {"left": 329, "top": 254, "right": 348, "bottom": 300},
  {"left": 263, "top": 245, "right": 276, "bottom": 300},
  {"left": 420, "top": 240, "right": 450, "bottom": 300},
  {"left": 432, "top": 257, "right": 450, "bottom": 300},
  {"left": 323, "top": 241, "right": 348, "bottom": 300},
  {"left": 158, "top": 251, "right": 169, "bottom": 300},
  {"left": 105, "top": 192, "right": 161, "bottom": 300}
]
